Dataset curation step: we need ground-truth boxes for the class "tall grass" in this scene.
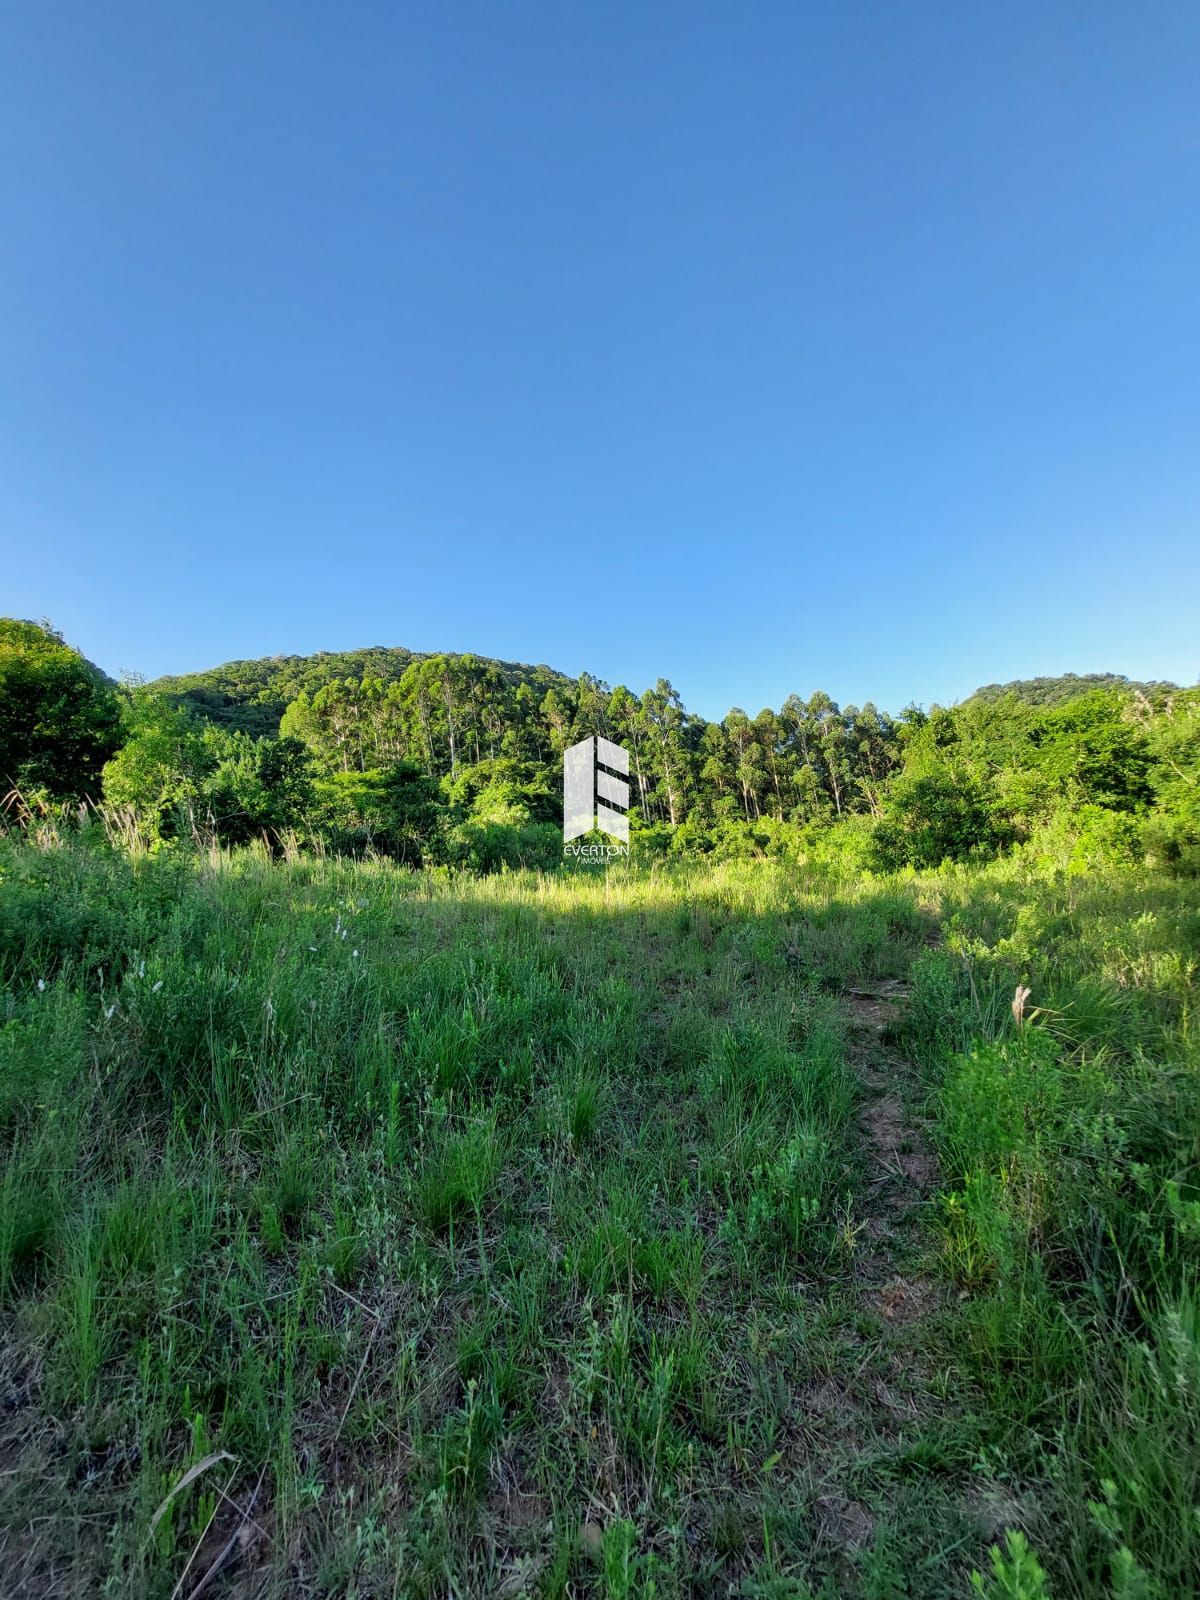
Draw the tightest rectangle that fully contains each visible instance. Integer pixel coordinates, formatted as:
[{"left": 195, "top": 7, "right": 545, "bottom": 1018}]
[
  {"left": 903, "top": 859, "right": 1200, "bottom": 1596},
  {"left": 2, "top": 831, "right": 1196, "bottom": 1595},
  {"left": 0, "top": 835, "right": 942, "bottom": 1595}
]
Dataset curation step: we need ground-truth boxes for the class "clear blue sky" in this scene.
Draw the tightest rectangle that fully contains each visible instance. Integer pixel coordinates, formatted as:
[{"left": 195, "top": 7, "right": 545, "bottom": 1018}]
[{"left": 2, "top": 4, "right": 1198, "bottom": 720}]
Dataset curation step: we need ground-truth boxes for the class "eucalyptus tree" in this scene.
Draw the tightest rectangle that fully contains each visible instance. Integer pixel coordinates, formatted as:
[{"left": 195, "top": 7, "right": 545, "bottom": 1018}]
[{"left": 641, "top": 679, "right": 690, "bottom": 825}]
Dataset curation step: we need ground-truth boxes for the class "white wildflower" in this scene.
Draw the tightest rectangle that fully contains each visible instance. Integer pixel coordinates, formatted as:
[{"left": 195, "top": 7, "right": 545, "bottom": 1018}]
[
  {"left": 37, "top": 978, "right": 46, "bottom": 992},
  {"left": 151, "top": 980, "right": 163, "bottom": 994},
  {"left": 105, "top": 1003, "right": 117, "bottom": 1020}
]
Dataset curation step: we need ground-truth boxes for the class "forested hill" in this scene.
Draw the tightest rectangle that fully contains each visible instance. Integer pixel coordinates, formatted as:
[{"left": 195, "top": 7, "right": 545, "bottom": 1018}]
[
  {"left": 4, "top": 617, "right": 1200, "bottom": 874},
  {"left": 964, "top": 673, "right": 1178, "bottom": 708},
  {"left": 155, "top": 647, "right": 1182, "bottom": 741},
  {"left": 150, "top": 646, "right": 573, "bottom": 737}
]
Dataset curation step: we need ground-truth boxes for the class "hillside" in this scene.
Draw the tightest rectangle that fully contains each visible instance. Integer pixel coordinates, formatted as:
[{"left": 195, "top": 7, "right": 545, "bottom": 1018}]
[
  {"left": 964, "top": 671, "right": 1178, "bottom": 708},
  {"left": 150, "top": 645, "right": 573, "bottom": 737}
]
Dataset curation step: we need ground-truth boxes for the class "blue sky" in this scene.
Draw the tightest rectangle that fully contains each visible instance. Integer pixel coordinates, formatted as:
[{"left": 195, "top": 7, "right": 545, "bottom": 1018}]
[{"left": 2, "top": 3, "right": 1198, "bottom": 720}]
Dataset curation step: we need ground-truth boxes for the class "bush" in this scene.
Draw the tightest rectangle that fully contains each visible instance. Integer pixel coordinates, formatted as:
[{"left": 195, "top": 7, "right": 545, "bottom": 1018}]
[
  {"left": 874, "top": 768, "right": 1013, "bottom": 869},
  {"left": 1023, "top": 804, "right": 1143, "bottom": 874},
  {"left": 444, "top": 819, "right": 560, "bottom": 873}
]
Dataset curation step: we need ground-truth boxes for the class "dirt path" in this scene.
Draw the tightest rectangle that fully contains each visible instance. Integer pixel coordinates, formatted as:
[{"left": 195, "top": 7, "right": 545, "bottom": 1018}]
[
  {"left": 845, "top": 980, "right": 942, "bottom": 1327},
  {"left": 799, "top": 979, "right": 947, "bottom": 1564}
]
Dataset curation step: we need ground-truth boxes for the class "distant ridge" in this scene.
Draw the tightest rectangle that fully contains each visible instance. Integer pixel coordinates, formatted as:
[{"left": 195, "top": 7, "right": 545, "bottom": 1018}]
[{"left": 963, "top": 673, "right": 1179, "bottom": 709}]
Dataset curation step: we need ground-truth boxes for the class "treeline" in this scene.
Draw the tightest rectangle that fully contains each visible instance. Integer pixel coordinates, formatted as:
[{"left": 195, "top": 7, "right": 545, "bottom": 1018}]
[
  {"left": 274, "top": 667, "right": 904, "bottom": 826},
  {"left": 3, "top": 618, "right": 1198, "bottom": 873}
]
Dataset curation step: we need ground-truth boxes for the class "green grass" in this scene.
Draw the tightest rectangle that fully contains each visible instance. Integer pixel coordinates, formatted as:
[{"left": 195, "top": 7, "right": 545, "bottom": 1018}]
[
  {"left": 0, "top": 834, "right": 1197, "bottom": 1596},
  {"left": 903, "top": 862, "right": 1200, "bottom": 1598}
]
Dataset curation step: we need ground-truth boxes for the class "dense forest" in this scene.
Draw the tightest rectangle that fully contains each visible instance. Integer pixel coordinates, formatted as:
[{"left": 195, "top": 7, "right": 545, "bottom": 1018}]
[{"left": 2, "top": 618, "right": 1197, "bottom": 875}]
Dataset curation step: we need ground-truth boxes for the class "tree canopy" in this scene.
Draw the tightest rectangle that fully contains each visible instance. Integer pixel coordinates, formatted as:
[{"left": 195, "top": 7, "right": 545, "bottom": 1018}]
[{"left": 0, "top": 619, "right": 122, "bottom": 801}]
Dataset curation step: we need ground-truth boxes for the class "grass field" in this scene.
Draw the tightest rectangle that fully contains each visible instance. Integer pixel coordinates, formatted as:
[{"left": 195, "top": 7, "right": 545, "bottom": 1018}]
[{"left": 1, "top": 835, "right": 1198, "bottom": 1597}]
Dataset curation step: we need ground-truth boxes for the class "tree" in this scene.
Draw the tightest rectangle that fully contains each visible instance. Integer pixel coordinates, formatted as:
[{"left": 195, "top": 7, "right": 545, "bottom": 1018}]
[
  {"left": 698, "top": 722, "right": 738, "bottom": 820},
  {"left": 723, "top": 709, "right": 765, "bottom": 820},
  {"left": 843, "top": 702, "right": 899, "bottom": 815},
  {"left": 642, "top": 680, "right": 691, "bottom": 826},
  {"left": 101, "top": 692, "right": 212, "bottom": 835},
  {"left": 280, "top": 677, "right": 410, "bottom": 773},
  {"left": 0, "top": 618, "right": 121, "bottom": 800},
  {"left": 503, "top": 682, "right": 547, "bottom": 762},
  {"left": 394, "top": 655, "right": 485, "bottom": 777},
  {"left": 539, "top": 687, "right": 574, "bottom": 758},
  {"left": 807, "top": 691, "right": 849, "bottom": 817},
  {"left": 1029, "top": 690, "right": 1152, "bottom": 811},
  {"left": 608, "top": 686, "right": 651, "bottom": 817},
  {"left": 752, "top": 707, "right": 789, "bottom": 822},
  {"left": 203, "top": 733, "right": 315, "bottom": 843}
]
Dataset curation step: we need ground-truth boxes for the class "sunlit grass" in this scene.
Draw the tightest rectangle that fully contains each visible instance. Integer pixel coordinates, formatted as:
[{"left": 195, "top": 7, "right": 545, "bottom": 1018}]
[{"left": 0, "top": 833, "right": 1197, "bottom": 1595}]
